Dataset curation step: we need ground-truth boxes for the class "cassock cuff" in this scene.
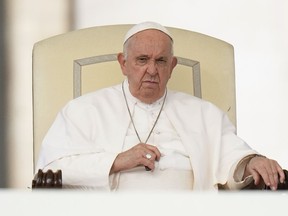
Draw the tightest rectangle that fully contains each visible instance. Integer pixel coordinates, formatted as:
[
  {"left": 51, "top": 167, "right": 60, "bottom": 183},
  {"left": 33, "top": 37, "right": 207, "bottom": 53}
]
[{"left": 226, "top": 154, "right": 257, "bottom": 190}]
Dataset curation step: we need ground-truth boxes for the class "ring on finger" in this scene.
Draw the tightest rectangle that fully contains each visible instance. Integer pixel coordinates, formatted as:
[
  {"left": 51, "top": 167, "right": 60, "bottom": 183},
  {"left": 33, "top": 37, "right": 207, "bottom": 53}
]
[{"left": 145, "top": 153, "right": 152, "bottom": 160}]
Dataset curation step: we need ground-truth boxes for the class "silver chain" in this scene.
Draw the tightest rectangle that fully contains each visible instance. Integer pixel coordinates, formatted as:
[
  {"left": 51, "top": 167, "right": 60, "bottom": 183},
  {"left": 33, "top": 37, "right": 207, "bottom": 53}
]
[{"left": 122, "top": 81, "right": 167, "bottom": 144}]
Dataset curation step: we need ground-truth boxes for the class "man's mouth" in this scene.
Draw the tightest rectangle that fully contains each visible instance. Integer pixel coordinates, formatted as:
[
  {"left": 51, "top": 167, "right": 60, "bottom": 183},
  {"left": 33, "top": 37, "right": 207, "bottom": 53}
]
[{"left": 143, "top": 80, "right": 158, "bottom": 84}]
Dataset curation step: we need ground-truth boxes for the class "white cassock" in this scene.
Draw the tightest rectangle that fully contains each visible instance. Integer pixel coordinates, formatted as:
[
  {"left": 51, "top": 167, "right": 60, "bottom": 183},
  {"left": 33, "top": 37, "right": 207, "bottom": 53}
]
[{"left": 36, "top": 79, "right": 257, "bottom": 191}]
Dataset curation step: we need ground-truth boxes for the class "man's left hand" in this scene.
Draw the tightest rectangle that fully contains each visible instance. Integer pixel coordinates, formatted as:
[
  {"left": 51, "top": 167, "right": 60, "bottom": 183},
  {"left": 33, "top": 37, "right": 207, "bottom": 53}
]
[{"left": 244, "top": 155, "right": 285, "bottom": 190}]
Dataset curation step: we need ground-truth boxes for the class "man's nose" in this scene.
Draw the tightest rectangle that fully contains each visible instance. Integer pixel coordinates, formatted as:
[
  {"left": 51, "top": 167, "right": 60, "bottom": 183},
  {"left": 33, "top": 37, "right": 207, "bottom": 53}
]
[{"left": 146, "top": 60, "right": 157, "bottom": 75}]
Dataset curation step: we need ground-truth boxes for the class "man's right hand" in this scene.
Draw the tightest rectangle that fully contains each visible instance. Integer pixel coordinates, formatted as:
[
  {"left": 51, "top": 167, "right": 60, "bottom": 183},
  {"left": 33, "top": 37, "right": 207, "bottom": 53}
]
[{"left": 110, "top": 143, "right": 161, "bottom": 174}]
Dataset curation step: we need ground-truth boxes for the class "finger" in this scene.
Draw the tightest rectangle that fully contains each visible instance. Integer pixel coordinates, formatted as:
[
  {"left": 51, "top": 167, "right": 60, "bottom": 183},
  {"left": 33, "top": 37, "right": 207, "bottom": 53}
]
[
  {"left": 255, "top": 165, "right": 272, "bottom": 188},
  {"left": 141, "top": 156, "right": 155, "bottom": 171},
  {"left": 266, "top": 161, "right": 284, "bottom": 190},
  {"left": 277, "top": 167, "right": 285, "bottom": 184},
  {"left": 250, "top": 156, "right": 274, "bottom": 187},
  {"left": 246, "top": 158, "right": 264, "bottom": 185},
  {"left": 134, "top": 143, "right": 157, "bottom": 161},
  {"left": 250, "top": 169, "right": 261, "bottom": 185},
  {"left": 268, "top": 165, "right": 279, "bottom": 190},
  {"left": 273, "top": 163, "right": 282, "bottom": 188},
  {"left": 145, "top": 144, "right": 161, "bottom": 160},
  {"left": 138, "top": 151, "right": 155, "bottom": 171},
  {"left": 256, "top": 164, "right": 278, "bottom": 190},
  {"left": 272, "top": 161, "right": 285, "bottom": 184},
  {"left": 143, "top": 151, "right": 156, "bottom": 162}
]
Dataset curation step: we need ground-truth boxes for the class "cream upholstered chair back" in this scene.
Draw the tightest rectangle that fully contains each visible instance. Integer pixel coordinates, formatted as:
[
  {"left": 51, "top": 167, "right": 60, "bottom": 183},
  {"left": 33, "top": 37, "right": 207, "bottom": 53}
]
[{"left": 32, "top": 24, "right": 236, "bottom": 169}]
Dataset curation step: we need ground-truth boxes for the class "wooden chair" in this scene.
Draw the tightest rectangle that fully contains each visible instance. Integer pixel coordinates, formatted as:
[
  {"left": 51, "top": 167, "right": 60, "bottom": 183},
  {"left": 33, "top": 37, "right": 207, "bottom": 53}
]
[{"left": 32, "top": 24, "right": 237, "bottom": 188}]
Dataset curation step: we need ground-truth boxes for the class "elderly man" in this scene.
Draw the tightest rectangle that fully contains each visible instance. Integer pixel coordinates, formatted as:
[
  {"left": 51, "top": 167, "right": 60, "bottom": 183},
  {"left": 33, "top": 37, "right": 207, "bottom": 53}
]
[{"left": 36, "top": 21, "right": 285, "bottom": 191}]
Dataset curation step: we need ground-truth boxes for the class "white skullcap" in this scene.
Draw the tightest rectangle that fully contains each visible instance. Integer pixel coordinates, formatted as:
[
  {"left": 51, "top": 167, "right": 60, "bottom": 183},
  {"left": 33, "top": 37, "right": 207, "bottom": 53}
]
[{"left": 123, "top": 21, "right": 173, "bottom": 44}]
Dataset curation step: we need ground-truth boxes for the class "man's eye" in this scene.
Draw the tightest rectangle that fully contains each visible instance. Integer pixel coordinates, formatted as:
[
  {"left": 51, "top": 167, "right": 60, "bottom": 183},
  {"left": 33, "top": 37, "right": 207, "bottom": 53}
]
[
  {"left": 136, "top": 58, "right": 148, "bottom": 64},
  {"left": 156, "top": 59, "right": 167, "bottom": 65}
]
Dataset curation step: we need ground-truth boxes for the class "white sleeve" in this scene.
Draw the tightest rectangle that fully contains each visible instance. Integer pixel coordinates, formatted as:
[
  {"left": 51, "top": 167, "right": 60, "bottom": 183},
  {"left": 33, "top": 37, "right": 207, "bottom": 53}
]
[
  {"left": 35, "top": 100, "right": 120, "bottom": 190},
  {"left": 41, "top": 151, "right": 118, "bottom": 190},
  {"left": 226, "top": 154, "right": 256, "bottom": 190}
]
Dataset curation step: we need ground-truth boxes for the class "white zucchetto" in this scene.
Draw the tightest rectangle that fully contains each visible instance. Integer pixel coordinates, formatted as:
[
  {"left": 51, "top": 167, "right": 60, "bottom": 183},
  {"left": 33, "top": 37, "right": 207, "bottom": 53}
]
[{"left": 123, "top": 21, "right": 173, "bottom": 44}]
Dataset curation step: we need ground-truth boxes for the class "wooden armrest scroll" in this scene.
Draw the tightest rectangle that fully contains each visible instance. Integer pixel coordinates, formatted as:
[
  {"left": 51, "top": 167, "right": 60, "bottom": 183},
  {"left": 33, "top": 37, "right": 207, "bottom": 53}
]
[{"left": 32, "top": 169, "right": 62, "bottom": 189}]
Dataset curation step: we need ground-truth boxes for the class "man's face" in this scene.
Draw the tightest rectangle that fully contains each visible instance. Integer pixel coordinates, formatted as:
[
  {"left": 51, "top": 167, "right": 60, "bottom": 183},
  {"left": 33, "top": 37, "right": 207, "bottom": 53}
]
[{"left": 118, "top": 29, "right": 177, "bottom": 104}]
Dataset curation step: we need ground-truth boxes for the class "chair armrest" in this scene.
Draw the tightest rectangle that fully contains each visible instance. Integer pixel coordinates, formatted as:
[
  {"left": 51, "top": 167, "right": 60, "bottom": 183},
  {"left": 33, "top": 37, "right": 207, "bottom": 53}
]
[
  {"left": 32, "top": 169, "right": 62, "bottom": 189},
  {"left": 31, "top": 168, "right": 288, "bottom": 190}
]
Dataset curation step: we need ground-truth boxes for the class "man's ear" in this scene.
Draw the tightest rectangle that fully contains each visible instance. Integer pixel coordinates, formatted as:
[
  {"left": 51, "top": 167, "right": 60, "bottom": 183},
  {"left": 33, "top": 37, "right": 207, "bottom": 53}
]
[
  {"left": 172, "top": 56, "right": 178, "bottom": 69},
  {"left": 117, "top": 53, "right": 127, "bottom": 75},
  {"left": 169, "top": 56, "right": 178, "bottom": 78}
]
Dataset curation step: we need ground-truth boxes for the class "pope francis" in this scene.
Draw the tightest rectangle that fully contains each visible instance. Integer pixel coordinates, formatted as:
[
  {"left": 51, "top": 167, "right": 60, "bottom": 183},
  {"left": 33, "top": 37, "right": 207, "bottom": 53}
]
[{"left": 36, "top": 21, "right": 285, "bottom": 191}]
